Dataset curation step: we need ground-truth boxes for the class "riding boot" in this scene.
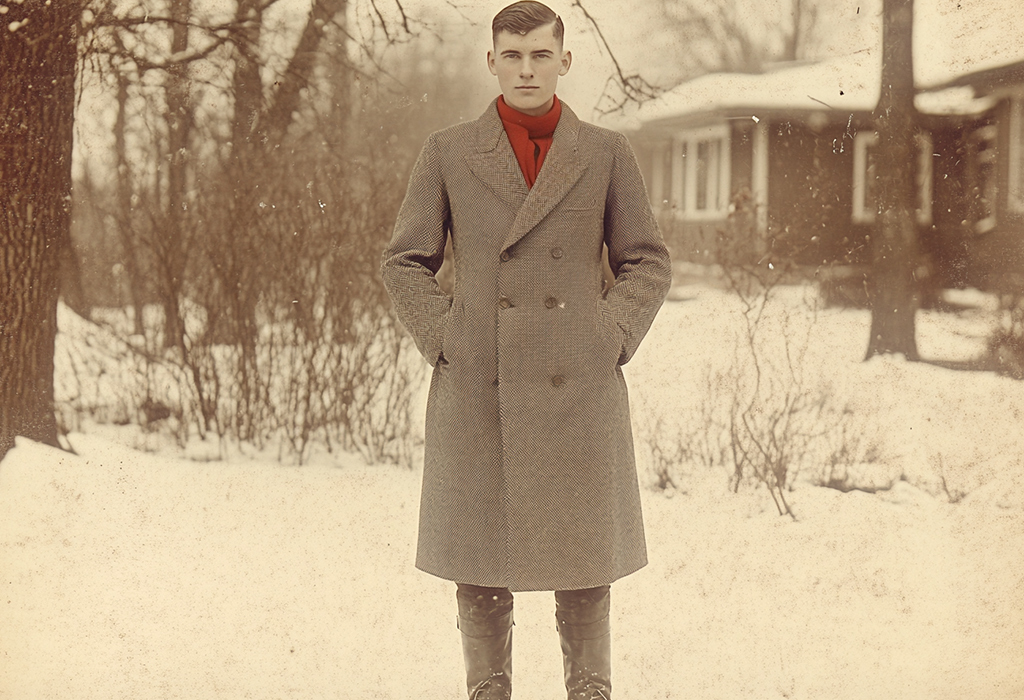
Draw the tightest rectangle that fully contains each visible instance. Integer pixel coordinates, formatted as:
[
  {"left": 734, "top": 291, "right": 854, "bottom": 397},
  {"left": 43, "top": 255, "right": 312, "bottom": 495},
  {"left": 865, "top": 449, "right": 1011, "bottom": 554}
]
[
  {"left": 555, "top": 585, "right": 612, "bottom": 700},
  {"left": 456, "top": 584, "right": 514, "bottom": 700}
]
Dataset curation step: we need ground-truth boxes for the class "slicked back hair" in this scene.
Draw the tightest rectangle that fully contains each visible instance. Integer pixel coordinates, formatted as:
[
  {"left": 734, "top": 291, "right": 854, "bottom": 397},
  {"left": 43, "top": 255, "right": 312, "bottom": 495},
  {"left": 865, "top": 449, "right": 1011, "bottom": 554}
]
[{"left": 491, "top": 1, "right": 564, "bottom": 46}]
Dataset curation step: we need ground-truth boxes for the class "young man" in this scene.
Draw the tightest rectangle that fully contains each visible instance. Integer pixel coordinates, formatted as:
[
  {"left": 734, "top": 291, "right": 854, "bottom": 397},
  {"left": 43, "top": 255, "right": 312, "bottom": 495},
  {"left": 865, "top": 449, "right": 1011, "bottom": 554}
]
[{"left": 380, "top": 2, "right": 671, "bottom": 698}]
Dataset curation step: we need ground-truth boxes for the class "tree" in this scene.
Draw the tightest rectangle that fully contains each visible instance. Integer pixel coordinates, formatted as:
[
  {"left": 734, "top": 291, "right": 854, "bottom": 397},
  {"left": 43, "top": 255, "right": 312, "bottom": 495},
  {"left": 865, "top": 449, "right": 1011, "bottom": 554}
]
[
  {"left": 0, "top": 1, "right": 81, "bottom": 459},
  {"left": 657, "top": 0, "right": 822, "bottom": 75},
  {"left": 0, "top": 0, "right": 416, "bottom": 461},
  {"left": 574, "top": 0, "right": 826, "bottom": 114},
  {"left": 865, "top": 0, "right": 919, "bottom": 359}
]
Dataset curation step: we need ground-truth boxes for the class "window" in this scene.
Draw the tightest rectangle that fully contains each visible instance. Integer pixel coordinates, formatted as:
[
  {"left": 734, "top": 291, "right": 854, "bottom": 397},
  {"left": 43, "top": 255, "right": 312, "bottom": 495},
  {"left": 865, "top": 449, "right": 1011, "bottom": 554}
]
[
  {"left": 649, "top": 125, "right": 731, "bottom": 220},
  {"left": 650, "top": 142, "right": 674, "bottom": 210},
  {"left": 1009, "top": 96, "right": 1024, "bottom": 213},
  {"left": 966, "top": 123, "right": 998, "bottom": 234},
  {"left": 852, "top": 130, "right": 934, "bottom": 226}
]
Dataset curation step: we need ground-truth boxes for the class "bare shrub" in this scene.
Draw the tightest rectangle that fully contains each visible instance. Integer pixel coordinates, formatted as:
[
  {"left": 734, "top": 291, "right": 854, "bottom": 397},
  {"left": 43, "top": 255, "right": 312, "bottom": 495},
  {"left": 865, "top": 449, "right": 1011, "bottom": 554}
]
[
  {"left": 814, "top": 406, "right": 887, "bottom": 493},
  {"left": 645, "top": 415, "right": 689, "bottom": 492},
  {"left": 59, "top": 25, "right": 427, "bottom": 467},
  {"left": 645, "top": 191, "right": 883, "bottom": 517},
  {"left": 988, "top": 289, "right": 1024, "bottom": 379}
]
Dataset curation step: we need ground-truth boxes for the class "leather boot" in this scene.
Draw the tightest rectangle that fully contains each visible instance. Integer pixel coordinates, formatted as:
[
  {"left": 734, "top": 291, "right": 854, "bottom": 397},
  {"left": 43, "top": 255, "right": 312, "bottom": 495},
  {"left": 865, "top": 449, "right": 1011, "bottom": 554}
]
[
  {"left": 555, "top": 586, "right": 612, "bottom": 700},
  {"left": 457, "top": 584, "right": 513, "bottom": 700}
]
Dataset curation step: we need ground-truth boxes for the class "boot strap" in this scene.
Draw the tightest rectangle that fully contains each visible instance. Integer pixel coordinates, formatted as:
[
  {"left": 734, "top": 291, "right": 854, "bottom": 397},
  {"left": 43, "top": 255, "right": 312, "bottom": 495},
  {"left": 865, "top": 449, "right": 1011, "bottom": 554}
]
[
  {"left": 556, "top": 613, "right": 610, "bottom": 641},
  {"left": 457, "top": 610, "right": 514, "bottom": 639}
]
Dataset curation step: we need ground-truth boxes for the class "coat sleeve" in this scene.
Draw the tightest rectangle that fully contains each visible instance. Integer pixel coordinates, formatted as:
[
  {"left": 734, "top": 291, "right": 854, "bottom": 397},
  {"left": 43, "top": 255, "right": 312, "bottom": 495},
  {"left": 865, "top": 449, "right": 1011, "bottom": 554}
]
[
  {"left": 603, "top": 133, "right": 673, "bottom": 365},
  {"left": 380, "top": 132, "right": 453, "bottom": 366}
]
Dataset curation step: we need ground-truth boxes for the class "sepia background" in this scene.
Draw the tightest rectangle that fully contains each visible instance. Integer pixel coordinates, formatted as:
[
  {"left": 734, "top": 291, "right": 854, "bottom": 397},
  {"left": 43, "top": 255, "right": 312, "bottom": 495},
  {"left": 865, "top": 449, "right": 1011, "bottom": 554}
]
[{"left": 1, "top": 0, "right": 1022, "bottom": 698}]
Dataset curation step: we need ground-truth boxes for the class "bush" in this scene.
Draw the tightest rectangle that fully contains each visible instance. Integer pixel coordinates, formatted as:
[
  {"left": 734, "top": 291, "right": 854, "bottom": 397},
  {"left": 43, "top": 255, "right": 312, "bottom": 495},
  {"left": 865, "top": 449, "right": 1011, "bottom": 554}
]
[
  {"left": 643, "top": 192, "right": 884, "bottom": 517},
  {"left": 989, "top": 291, "right": 1024, "bottom": 379}
]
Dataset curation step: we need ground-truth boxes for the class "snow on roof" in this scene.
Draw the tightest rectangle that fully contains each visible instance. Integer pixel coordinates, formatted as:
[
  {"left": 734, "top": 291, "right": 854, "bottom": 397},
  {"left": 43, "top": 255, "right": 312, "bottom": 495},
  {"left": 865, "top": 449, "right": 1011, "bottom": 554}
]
[
  {"left": 634, "top": 50, "right": 881, "bottom": 127},
  {"left": 914, "top": 86, "right": 998, "bottom": 116},
  {"left": 914, "top": 0, "right": 1024, "bottom": 89},
  {"left": 631, "top": 0, "right": 1022, "bottom": 128}
]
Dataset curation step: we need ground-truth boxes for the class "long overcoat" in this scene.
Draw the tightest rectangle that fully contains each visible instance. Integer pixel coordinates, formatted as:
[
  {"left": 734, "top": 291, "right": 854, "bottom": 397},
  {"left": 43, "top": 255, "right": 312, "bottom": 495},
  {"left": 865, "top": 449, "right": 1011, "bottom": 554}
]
[{"left": 380, "top": 99, "right": 672, "bottom": 591}]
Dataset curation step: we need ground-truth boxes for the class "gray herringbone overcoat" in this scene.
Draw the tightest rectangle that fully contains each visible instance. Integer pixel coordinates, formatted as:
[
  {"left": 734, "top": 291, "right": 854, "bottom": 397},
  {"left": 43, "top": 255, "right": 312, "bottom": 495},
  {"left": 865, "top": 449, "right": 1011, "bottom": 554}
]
[{"left": 380, "top": 99, "right": 671, "bottom": 591}]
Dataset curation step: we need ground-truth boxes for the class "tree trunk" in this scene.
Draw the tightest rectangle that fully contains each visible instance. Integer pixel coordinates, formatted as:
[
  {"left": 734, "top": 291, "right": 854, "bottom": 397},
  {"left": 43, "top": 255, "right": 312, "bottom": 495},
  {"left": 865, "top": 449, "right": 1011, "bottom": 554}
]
[
  {"left": 114, "top": 66, "right": 148, "bottom": 337},
  {"left": 261, "top": 0, "right": 348, "bottom": 148},
  {"left": 865, "top": 0, "right": 920, "bottom": 360},
  {"left": 160, "top": 0, "right": 192, "bottom": 351},
  {"left": 225, "top": 0, "right": 265, "bottom": 437},
  {"left": 0, "top": 1, "right": 79, "bottom": 460}
]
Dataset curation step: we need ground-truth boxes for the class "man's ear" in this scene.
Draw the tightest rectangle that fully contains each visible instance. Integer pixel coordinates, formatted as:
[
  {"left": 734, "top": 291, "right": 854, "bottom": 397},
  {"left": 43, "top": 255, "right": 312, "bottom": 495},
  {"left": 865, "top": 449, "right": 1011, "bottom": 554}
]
[
  {"left": 559, "top": 50, "right": 572, "bottom": 76},
  {"left": 487, "top": 49, "right": 498, "bottom": 76}
]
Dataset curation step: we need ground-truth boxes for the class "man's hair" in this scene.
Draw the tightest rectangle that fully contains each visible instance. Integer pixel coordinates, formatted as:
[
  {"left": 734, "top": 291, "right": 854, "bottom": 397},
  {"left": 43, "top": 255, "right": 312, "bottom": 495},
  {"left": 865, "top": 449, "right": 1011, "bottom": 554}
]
[{"left": 492, "top": 1, "right": 564, "bottom": 45}]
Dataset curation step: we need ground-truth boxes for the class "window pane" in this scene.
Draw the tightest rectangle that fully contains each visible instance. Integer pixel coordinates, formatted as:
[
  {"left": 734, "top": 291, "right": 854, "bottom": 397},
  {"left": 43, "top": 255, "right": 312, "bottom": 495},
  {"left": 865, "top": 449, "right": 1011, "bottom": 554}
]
[
  {"left": 709, "top": 139, "right": 721, "bottom": 210},
  {"left": 968, "top": 124, "right": 998, "bottom": 233},
  {"left": 916, "top": 132, "right": 933, "bottom": 226},
  {"left": 696, "top": 140, "right": 709, "bottom": 210},
  {"left": 865, "top": 144, "right": 878, "bottom": 219},
  {"left": 660, "top": 143, "right": 673, "bottom": 206},
  {"left": 674, "top": 141, "right": 687, "bottom": 211},
  {"left": 1013, "top": 99, "right": 1024, "bottom": 206}
]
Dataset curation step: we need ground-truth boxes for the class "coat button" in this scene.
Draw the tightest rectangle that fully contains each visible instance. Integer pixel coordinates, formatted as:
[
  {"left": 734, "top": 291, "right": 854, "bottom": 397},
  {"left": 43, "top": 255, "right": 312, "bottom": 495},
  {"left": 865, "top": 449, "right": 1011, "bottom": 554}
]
[
  {"left": 498, "top": 296, "right": 512, "bottom": 309},
  {"left": 544, "top": 296, "right": 557, "bottom": 309},
  {"left": 500, "top": 250, "right": 511, "bottom": 262},
  {"left": 551, "top": 247, "right": 563, "bottom": 259},
  {"left": 551, "top": 375, "right": 565, "bottom": 387}
]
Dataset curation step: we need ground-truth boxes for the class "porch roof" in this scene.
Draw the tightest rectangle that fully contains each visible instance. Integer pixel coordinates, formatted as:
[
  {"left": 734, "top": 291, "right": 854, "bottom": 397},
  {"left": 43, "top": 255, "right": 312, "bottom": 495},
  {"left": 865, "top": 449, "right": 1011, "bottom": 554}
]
[
  {"left": 634, "top": 51, "right": 881, "bottom": 128},
  {"left": 629, "top": 0, "right": 1022, "bottom": 130}
]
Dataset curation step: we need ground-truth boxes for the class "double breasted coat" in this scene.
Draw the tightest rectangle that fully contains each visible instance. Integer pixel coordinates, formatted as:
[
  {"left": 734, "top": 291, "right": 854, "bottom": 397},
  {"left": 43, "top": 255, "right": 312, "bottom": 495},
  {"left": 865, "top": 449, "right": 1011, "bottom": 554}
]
[{"left": 380, "top": 99, "right": 672, "bottom": 592}]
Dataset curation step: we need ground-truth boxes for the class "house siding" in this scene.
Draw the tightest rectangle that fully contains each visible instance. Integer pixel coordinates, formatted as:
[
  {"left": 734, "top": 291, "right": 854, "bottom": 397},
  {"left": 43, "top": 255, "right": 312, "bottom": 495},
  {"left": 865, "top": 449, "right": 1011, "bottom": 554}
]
[
  {"left": 924, "top": 101, "right": 1024, "bottom": 291},
  {"left": 925, "top": 123, "right": 975, "bottom": 289},
  {"left": 634, "top": 106, "right": 1022, "bottom": 292},
  {"left": 976, "top": 98, "right": 1024, "bottom": 290},
  {"left": 637, "top": 122, "right": 752, "bottom": 263},
  {"left": 766, "top": 120, "right": 872, "bottom": 267}
]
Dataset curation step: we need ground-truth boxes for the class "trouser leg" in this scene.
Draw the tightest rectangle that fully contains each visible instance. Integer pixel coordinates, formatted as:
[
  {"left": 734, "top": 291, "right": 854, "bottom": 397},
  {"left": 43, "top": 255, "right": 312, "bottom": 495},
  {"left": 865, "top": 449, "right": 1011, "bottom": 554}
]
[
  {"left": 555, "top": 585, "right": 612, "bottom": 700},
  {"left": 456, "top": 583, "right": 513, "bottom": 700}
]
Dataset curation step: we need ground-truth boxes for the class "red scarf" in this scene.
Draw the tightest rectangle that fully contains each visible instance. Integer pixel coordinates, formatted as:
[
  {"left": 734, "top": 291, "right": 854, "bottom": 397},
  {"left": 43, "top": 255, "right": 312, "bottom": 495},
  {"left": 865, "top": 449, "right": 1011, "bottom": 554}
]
[{"left": 497, "top": 95, "right": 562, "bottom": 189}]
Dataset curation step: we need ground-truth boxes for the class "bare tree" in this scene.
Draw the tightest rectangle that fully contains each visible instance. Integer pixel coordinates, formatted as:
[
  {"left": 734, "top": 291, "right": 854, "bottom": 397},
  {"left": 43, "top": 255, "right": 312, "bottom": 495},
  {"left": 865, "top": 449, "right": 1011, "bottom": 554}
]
[
  {"left": 0, "top": 1, "right": 80, "bottom": 459},
  {"left": 658, "top": 0, "right": 822, "bottom": 75},
  {"left": 865, "top": 0, "right": 919, "bottom": 359},
  {"left": 112, "top": 61, "right": 149, "bottom": 337}
]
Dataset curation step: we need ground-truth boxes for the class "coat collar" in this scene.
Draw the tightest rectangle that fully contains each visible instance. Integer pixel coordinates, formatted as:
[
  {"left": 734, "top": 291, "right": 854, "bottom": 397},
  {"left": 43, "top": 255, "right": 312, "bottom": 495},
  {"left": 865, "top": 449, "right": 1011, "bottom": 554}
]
[{"left": 466, "top": 98, "right": 588, "bottom": 253}]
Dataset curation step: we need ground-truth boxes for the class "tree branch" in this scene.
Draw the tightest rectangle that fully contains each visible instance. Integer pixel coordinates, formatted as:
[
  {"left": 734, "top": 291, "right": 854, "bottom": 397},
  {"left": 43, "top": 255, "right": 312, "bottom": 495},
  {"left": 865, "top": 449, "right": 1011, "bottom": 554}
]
[{"left": 571, "top": 0, "right": 663, "bottom": 113}]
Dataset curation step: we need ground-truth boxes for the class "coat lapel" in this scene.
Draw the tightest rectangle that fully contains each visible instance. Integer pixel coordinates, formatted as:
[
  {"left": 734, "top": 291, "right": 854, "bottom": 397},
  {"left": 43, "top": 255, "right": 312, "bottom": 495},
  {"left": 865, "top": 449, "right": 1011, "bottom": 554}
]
[
  {"left": 503, "top": 103, "right": 586, "bottom": 252},
  {"left": 466, "top": 100, "right": 530, "bottom": 212}
]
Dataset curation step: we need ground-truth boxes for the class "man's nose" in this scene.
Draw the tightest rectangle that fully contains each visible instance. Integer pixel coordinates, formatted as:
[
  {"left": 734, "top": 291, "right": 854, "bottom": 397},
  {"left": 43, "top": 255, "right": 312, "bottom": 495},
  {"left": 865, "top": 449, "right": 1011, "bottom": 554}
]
[{"left": 519, "top": 59, "right": 533, "bottom": 78}]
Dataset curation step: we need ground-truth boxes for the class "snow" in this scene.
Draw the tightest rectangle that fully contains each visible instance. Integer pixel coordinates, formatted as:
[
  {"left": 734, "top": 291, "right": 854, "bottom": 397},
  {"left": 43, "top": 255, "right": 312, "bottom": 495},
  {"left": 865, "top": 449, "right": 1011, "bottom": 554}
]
[
  {"left": 914, "top": 0, "right": 1024, "bottom": 89},
  {"left": 3, "top": 282, "right": 1024, "bottom": 699},
  {"left": 633, "top": 51, "right": 882, "bottom": 127},
  {"left": 631, "top": 48, "right": 1004, "bottom": 128},
  {"left": 631, "top": 0, "right": 1024, "bottom": 128},
  {"left": 913, "top": 85, "right": 998, "bottom": 117}
]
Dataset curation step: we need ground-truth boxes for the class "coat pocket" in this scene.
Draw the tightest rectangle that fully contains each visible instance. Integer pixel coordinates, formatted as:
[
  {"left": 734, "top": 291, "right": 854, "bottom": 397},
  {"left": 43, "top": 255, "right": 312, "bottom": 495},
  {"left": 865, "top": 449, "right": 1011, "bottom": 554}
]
[
  {"left": 437, "top": 299, "right": 463, "bottom": 367},
  {"left": 435, "top": 304, "right": 453, "bottom": 367},
  {"left": 598, "top": 299, "right": 626, "bottom": 365}
]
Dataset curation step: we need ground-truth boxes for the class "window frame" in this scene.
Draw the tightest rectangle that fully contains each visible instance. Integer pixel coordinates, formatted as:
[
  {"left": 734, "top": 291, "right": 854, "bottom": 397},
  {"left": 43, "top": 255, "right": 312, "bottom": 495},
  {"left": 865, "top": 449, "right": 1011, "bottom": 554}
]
[
  {"left": 851, "top": 129, "right": 934, "bottom": 227},
  {"left": 1008, "top": 95, "right": 1024, "bottom": 214},
  {"left": 967, "top": 122, "right": 999, "bottom": 235},
  {"left": 649, "top": 124, "right": 732, "bottom": 221}
]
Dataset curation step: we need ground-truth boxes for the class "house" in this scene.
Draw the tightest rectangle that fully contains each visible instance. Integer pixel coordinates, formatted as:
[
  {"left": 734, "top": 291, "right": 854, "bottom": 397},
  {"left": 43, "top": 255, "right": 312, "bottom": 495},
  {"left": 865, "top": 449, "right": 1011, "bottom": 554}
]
[
  {"left": 623, "top": 2, "right": 1024, "bottom": 296},
  {"left": 929, "top": 59, "right": 1024, "bottom": 292}
]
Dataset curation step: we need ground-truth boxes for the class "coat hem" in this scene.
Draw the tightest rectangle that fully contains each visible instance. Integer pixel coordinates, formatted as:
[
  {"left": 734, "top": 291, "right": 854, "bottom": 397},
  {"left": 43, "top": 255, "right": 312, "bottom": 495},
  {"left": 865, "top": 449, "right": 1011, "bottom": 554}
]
[{"left": 413, "top": 559, "right": 648, "bottom": 592}]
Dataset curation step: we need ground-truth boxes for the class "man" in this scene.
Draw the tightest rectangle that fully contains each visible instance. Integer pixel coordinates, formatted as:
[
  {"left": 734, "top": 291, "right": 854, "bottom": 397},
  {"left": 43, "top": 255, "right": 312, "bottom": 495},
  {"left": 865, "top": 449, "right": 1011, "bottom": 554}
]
[{"left": 380, "top": 2, "right": 671, "bottom": 698}]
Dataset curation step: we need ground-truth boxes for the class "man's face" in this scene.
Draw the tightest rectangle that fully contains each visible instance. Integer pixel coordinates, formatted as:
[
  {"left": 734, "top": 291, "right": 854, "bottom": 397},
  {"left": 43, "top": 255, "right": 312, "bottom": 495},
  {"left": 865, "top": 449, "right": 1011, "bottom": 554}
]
[{"left": 488, "top": 23, "right": 571, "bottom": 116}]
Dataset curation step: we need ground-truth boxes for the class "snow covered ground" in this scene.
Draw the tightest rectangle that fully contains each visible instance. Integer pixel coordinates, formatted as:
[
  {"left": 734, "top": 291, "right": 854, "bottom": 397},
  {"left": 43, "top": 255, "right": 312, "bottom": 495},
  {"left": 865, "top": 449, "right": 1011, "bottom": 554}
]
[{"left": 2, "top": 283, "right": 1023, "bottom": 700}]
